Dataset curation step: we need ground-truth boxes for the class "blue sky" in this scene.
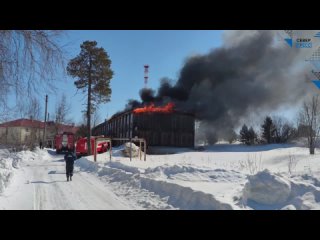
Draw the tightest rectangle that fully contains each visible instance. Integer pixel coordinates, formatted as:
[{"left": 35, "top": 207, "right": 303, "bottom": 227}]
[
  {"left": 46, "top": 30, "right": 224, "bottom": 125},
  {"left": 5, "top": 30, "right": 306, "bottom": 127}
]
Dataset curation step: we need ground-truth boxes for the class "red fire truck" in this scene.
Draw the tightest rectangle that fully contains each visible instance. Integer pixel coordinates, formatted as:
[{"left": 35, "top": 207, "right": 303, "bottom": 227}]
[
  {"left": 75, "top": 136, "right": 110, "bottom": 157},
  {"left": 55, "top": 132, "right": 75, "bottom": 154}
]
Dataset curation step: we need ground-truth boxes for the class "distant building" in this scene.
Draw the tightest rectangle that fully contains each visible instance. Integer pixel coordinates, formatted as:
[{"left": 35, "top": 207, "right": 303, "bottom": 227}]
[{"left": 0, "top": 118, "right": 78, "bottom": 146}]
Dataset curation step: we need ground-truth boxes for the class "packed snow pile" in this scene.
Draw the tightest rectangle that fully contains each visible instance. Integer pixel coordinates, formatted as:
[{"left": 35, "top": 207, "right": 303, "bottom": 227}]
[
  {"left": 287, "top": 178, "right": 320, "bottom": 210},
  {"left": 242, "top": 169, "right": 291, "bottom": 205},
  {"left": 241, "top": 170, "right": 320, "bottom": 209},
  {"left": 122, "top": 142, "right": 141, "bottom": 158}
]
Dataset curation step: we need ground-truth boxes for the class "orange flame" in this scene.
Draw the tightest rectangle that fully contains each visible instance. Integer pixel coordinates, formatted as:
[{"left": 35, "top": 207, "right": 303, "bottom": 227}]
[{"left": 133, "top": 102, "right": 175, "bottom": 114}]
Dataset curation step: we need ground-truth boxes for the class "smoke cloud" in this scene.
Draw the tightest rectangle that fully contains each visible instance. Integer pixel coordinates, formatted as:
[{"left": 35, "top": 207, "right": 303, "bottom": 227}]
[{"left": 126, "top": 30, "right": 319, "bottom": 141}]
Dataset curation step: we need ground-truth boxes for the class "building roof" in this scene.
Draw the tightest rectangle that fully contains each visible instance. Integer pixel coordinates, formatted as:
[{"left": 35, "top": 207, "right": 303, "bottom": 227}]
[
  {"left": 0, "top": 119, "right": 79, "bottom": 134},
  {"left": 0, "top": 118, "right": 44, "bottom": 128}
]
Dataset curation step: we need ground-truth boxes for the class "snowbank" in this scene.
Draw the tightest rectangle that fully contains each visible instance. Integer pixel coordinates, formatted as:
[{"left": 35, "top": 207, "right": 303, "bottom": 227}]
[
  {"left": 76, "top": 157, "right": 175, "bottom": 209},
  {"left": 140, "top": 177, "right": 233, "bottom": 210},
  {"left": 243, "top": 169, "right": 291, "bottom": 205},
  {"left": 288, "top": 179, "right": 320, "bottom": 210},
  {"left": 0, "top": 149, "right": 15, "bottom": 193},
  {"left": 241, "top": 170, "right": 320, "bottom": 209},
  {"left": 0, "top": 147, "right": 51, "bottom": 194},
  {"left": 106, "top": 161, "right": 141, "bottom": 174},
  {"left": 144, "top": 164, "right": 244, "bottom": 183},
  {"left": 76, "top": 157, "right": 234, "bottom": 209},
  {"left": 0, "top": 158, "right": 13, "bottom": 193}
]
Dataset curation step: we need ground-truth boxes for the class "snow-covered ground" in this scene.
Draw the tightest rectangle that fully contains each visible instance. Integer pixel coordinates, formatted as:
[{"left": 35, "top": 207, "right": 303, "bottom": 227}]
[
  {"left": 1, "top": 143, "right": 320, "bottom": 209},
  {"left": 0, "top": 148, "right": 132, "bottom": 209},
  {"left": 89, "top": 143, "right": 320, "bottom": 210}
]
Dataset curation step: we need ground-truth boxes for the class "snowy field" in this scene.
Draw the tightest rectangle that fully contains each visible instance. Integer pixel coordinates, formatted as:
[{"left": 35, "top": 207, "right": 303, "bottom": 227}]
[{"left": 1, "top": 143, "right": 320, "bottom": 209}]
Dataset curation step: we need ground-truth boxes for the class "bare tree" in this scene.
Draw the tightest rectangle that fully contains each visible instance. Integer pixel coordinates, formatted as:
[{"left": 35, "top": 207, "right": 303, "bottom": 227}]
[
  {"left": 16, "top": 96, "right": 42, "bottom": 120},
  {"left": 272, "top": 115, "right": 296, "bottom": 143},
  {"left": 0, "top": 101, "right": 11, "bottom": 122},
  {"left": 299, "top": 95, "right": 320, "bottom": 154},
  {"left": 54, "top": 93, "right": 72, "bottom": 133},
  {"left": 24, "top": 98, "right": 42, "bottom": 150},
  {"left": 0, "top": 30, "right": 65, "bottom": 117}
]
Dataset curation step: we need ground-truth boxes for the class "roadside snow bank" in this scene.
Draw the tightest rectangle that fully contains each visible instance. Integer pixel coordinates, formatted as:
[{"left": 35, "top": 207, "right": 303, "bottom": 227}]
[
  {"left": 9, "top": 147, "right": 51, "bottom": 163},
  {"left": 76, "top": 157, "right": 234, "bottom": 209},
  {"left": 0, "top": 157, "right": 13, "bottom": 193},
  {"left": 140, "top": 177, "right": 233, "bottom": 209},
  {"left": 33, "top": 148, "right": 52, "bottom": 161},
  {"left": 76, "top": 157, "right": 175, "bottom": 209},
  {"left": 106, "top": 161, "right": 141, "bottom": 174},
  {"left": 0, "top": 149, "right": 17, "bottom": 193},
  {"left": 0, "top": 147, "right": 51, "bottom": 193}
]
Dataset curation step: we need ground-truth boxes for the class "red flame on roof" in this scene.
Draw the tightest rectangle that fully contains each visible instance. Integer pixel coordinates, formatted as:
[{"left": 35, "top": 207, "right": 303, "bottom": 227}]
[{"left": 133, "top": 102, "right": 175, "bottom": 114}]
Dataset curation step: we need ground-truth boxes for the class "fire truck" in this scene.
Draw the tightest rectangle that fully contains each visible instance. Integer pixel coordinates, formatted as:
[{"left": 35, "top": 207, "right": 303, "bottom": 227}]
[
  {"left": 55, "top": 132, "right": 75, "bottom": 154},
  {"left": 75, "top": 136, "right": 110, "bottom": 157}
]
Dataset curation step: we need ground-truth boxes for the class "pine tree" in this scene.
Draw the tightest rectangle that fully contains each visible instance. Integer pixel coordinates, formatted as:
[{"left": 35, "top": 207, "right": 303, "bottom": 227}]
[
  {"left": 248, "top": 127, "right": 257, "bottom": 145},
  {"left": 240, "top": 124, "right": 249, "bottom": 145},
  {"left": 261, "top": 116, "right": 276, "bottom": 144},
  {"left": 67, "top": 41, "right": 114, "bottom": 155},
  {"left": 240, "top": 124, "right": 257, "bottom": 145}
]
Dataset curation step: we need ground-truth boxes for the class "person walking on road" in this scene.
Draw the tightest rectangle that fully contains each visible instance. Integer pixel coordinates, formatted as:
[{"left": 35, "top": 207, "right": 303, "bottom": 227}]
[{"left": 64, "top": 151, "right": 76, "bottom": 182}]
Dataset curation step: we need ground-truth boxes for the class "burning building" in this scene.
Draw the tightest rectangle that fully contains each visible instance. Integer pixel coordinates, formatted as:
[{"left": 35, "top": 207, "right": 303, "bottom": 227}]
[{"left": 92, "top": 102, "right": 195, "bottom": 147}]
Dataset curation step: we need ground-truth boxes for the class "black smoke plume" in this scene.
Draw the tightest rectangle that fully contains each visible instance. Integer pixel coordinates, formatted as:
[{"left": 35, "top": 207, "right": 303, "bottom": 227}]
[{"left": 125, "top": 31, "right": 316, "bottom": 141}]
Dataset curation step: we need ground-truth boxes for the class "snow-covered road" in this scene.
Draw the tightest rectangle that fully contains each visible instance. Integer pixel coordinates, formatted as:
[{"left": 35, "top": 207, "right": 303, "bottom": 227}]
[{"left": 0, "top": 151, "right": 129, "bottom": 210}]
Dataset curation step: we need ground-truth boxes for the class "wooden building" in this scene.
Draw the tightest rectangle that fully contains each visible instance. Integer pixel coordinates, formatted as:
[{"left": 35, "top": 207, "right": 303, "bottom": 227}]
[{"left": 92, "top": 109, "right": 195, "bottom": 148}]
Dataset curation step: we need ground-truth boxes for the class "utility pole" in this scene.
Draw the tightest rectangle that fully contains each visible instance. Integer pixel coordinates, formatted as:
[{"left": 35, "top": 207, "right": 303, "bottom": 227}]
[
  {"left": 43, "top": 95, "right": 48, "bottom": 145},
  {"left": 87, "top": 57, "right": 92, "bottom": 155}
]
